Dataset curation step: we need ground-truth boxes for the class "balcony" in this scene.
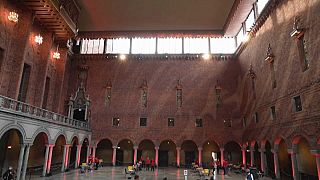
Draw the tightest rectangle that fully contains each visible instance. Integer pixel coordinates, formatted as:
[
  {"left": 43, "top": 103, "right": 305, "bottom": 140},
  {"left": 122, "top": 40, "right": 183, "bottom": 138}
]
[{"left": 0, "top": 95, "right": 90, "bottom": 131}]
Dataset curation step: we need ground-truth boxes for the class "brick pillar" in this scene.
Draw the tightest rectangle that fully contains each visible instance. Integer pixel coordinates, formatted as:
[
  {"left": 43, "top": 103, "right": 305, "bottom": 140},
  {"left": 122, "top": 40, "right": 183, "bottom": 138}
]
[
  {"left": 112, "top": 146, "right": 117, "bottom": 166},
  {"left": 220, "top": 148, "right": 224, "bottom": 166},
  {"left": 176, "top": 147, "right": 181, "bottom": 167},
  {"left": 242, "top": 147, "right": 246, "bottom": 167},
  {"left": 198, "top": 147, "right": 203, "bottom": 167},
  {"left": 155, "top": 146, "right": 159, "bottom": 167},
  {"left": 133, "top": 146, "right": 138, "bottom": 164}
]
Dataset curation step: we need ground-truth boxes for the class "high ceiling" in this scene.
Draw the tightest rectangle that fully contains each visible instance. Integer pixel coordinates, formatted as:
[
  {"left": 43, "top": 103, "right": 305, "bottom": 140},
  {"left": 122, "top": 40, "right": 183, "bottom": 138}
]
[{"left": 77, "top": 0, "right": 236, "bottom": 32}]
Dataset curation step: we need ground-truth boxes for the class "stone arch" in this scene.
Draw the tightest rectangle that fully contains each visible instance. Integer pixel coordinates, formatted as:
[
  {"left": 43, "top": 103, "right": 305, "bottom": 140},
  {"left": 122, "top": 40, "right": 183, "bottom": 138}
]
[
  {"left": 51, "top": 134, "right": 66, "bottom": 165},
  {"left": 30, "top": 127, "right": 50, "bottom": 144},
  {"left": 265, "top": 140, "right": 275, "bottom": 177},
  {"left": 276, "top": 137, "right": 292, "bottom": 179},
  {"left": 69, "top": 134, "right": 80, "bottom": 145},
  {"left": 80, "top": 135, "right": 91, "bottom": 146},
  {"left": 201, "top": 139, "right": 220, "bottom": 166},
  {"left": 96, "top": 138, "right": 113, "bottom": 165},
  {"left": 292, "top": 134, "right": 310, "bottom": 145},
  {"left": 224, "top": 141, "right": 242, "bottom": 164},
  {"left": 28, "top": 132, "right": 50, "bottom": 169},
  {"left": 116, "top": 139, "right": 134, "bottom": 165},
  {"left": 53, "top": 131, "right": 67, "bottom": 145},
  {"left": 159, "top": 138, "right": 178, "bottom": 147},
  {"left": 159, "top": 139, "right": 177, "bottom": 167},
  {"left": 181, "top": 140, "right": 198, "bottom": 167},
  {"left": 0, "top": 124, "right": 26, "bottom": 144},
  {"left": 138, "top": 139, "right": 155, "bottom": 161}
]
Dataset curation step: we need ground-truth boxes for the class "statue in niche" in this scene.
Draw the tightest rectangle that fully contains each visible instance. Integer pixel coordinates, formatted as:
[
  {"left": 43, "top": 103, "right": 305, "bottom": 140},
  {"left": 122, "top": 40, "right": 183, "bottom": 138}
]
[
  {"left": 105, "top": 79, "right": 112, "bottom": 106},
  {"left": 176, "top": 80, "right": 182, "bottom": 108},
  {"left": 247, "top": 64, "right": 256, "bottom": 99},
  {"left": 141, "top": 79, "right": 148, "bottom": 108},
  {"left": 215, "top": 80, "right": 222, "bottom": 108}
]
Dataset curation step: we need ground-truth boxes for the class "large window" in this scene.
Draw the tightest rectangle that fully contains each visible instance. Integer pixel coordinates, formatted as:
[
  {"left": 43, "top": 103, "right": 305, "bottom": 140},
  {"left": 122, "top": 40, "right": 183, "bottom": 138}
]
[
  {"left": 210, "top": 38, "right": 236, "bottom": 54},
  {"left": 80, "top": 39, "right": 104, "bottom": 54},
  {"left": 236, "top": 27, "right": 245, "bottom": 46},
  {"left": 257, "top": 0, "right": 269, "bottom": 14},
  {"left": 184, "top": 37, "right": 209, "bottom": 54},
  {"left": 105, "top": 38, "right": 130, "bottom": 54},
  {"left": 157, "top": 38, "right": 182, "bottom": 54},
  {"left": 245, "top": 10, "right": 255, "bottom": 31},
  {"left": 132, "top": 38, "right": 156, "bottom": 54}
]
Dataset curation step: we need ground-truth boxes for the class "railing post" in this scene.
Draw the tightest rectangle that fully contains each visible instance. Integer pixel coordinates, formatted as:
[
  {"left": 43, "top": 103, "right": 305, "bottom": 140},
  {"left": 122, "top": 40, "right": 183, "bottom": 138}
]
[{"left": 0, "top": 96, "right": 4, "bottom": 108}]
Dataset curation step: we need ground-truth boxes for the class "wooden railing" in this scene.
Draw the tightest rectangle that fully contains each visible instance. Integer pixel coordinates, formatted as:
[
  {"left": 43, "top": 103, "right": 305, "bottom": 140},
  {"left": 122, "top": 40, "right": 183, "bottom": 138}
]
[{"left": 0, "top": 95, "right": 90, "bottom": 131}]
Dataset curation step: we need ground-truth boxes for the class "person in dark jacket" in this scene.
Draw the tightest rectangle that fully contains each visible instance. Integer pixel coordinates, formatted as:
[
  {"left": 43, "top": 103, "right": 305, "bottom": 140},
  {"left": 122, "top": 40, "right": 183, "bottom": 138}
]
[{"left": 2, "top": 166, "right": 15, "bottom": 180}]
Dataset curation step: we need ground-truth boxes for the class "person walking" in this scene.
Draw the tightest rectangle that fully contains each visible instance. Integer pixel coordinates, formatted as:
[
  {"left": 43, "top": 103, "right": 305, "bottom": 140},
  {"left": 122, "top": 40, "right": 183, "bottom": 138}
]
[
  {"left": 151, "top": 158, "right": 155, "bottom": 171},
  {"left": 145, "top": 157, "right": 150, "bottom": 171},
  {"left": 2, "top": 166, "right": 15, "bottom": 180}
]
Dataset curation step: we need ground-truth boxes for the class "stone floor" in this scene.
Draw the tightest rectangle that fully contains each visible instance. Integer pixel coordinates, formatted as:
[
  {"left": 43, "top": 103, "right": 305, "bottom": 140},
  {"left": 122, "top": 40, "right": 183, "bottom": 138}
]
[{"left": 30, "top": 167, "right": 273, "bottom": 180}]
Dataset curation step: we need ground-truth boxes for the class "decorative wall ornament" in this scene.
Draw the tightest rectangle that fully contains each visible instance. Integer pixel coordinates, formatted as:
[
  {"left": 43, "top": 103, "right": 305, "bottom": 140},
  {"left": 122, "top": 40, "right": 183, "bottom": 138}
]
[
  {"left": 247, "top": 64, "right": 256, "bottom": 98},
  {"left": 215, "top": 80, "right": 222, "bottom": 108},
  {"left": 290, "top": 17, "right": 304, "bottom": 38},
  {"left": 105, "top": 79, "right": 112, "bottom": 106},
  {"left": 68, "top": 83, "right": 91, "bottom": 122},
  {"left": 264, "top": 44, "right": 276, "bottom": 88},
  {"left": 140, "top": 79, "right": 148, "bottom": 108},
  {"left": 176, "top": 80, "right": 182, "bottom": 108}
]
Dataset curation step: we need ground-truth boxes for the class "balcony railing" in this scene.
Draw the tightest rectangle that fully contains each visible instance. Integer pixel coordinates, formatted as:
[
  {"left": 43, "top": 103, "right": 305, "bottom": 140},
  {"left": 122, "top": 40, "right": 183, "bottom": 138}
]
[{"left": 0, "top": 95, "right": 90, "bottom": 131}]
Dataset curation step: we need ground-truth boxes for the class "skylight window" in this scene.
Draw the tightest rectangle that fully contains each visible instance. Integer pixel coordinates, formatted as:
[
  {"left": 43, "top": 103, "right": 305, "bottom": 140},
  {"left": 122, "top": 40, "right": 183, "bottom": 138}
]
[
  {"left": 157, "top": 38, "right": 182, "bottom": 54},
  {"left": 184, "top": 37, "right": 209, "bottom": 54},
  {"left": 210, "top": 38, "right": 236, "bottom": 54},
  {"left": 245, "top": 9, "right": 255, "bottom": 31},
  {"left": 236, "top": 28, "right": 245, "bottom": 46},
  {"left": 132, "top": 38, "right": 156, "bottom": 54},
  {"left": 105, "top": 38, "right": 130, "bottom": 54},
  {"left": 257, "top": 0, "right": 269, "bottom": 14}
]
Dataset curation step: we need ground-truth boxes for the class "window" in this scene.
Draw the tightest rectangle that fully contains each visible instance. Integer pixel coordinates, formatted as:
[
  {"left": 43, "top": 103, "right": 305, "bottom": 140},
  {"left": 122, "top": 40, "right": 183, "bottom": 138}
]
[
  {"left": 140, "top": 117, "right": 147, "bottom": 126},
  {"left": 253, "top": 112, "right": 259, "bottom": 123},
  {"left": 297, "top": 37, "right": 309, "bottom": 71},
  {"left": 80, "top": 39, "right": 105, "bottom": 54},
  {"left": 42, "top": 77, "right": 50, "bottom": 109},
  {"left": 168, "top": 118, "right": 175, "bottom": 127},
  {"left": 236, "top": 27, "right": 245, "bottom": 46},
  {"left": 112, "top": 117, "right": 120, "bottom": 126},
  {"left": 257, "top": 0, "right": 270, "bottom": 15},
  {"left": 106, "top": 38, "right": 130, "bottom": 54},
  {"left": 270, "top": 106, "right": 276, "bottom": 120},
  {"left": 184, "top": 37, "right": 209, "bottom": 54},
  {"left": 293, "top": 96, "right": 302, "bottom": 112},
  {"left": 210, "top": 38, "right": 236, "bottom": 54},
  {"left": 157, "top": 38, "right": 182, "bottom": 54},
  {"left": 245, "top": 9, "right": 255, "bottom": 31},
  {"left": 18, "top": 64, "right": 31, "bottom": 102},
  {"left": 132, "top": 38, "right": 156, "bottom": 54},
  {"left": 195, "top": 118, "right": 203, "bottom": 127}
]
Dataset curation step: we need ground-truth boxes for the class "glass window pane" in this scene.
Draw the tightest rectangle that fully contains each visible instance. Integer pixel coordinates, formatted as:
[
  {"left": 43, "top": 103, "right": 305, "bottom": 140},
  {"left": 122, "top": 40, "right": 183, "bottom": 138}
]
[
  {"left": 158, "top": 38, "right": 182, "bottom": 54},
  {"left": 132, "top": 38, "right": 156, "bottom": 54},
  {"left": 246, "top": 9, "right": 255, "bottom": 31},
  {"left": 98, "top": 38, "right": 105, "bottom": 54},
  {"left": 106, "top": 38, "right": 130, "bottom": 54},
  {"left": 86, "top": 39, "right": 94, "bottom": 54},
  {"left": 210, "top": 37, "right": 235, "bottom": 54},
  {"left": 236, "top": 28, "right": 245, "bottom": 46},
  {"left": 92, "top": 39, "right": 100, "bottom": 54},
  {"left": 257, "top": 0, "right": 269, "bottom": 14},
  {"left": 80, "top": 39, "right": 88, "bottom": 54},
  {"left": 184, "top": 37, "right": 209, "bottom": 54}
]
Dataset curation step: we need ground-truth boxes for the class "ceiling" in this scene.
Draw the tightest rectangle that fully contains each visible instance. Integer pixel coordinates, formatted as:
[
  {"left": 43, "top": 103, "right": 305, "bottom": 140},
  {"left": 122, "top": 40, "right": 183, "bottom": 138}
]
[{"left": 77, "top": 0, "right": 236, "bottom": 32}]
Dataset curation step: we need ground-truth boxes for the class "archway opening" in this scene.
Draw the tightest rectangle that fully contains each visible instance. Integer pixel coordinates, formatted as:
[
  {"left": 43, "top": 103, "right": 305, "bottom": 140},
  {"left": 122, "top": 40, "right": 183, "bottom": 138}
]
[
  {"left": 159, "top": 140, "right": 176, "bottom": 167},
  {"left": 245, "top": 144, "right": 250, "bottom": 167},
  {"left": 181, "top": 140, "right": 198, "bottom": 168},
  {"left": 68, "top": 137, "right": 79, "bottom": 170},
  {"left": 0, "top": 129, "right": 23, "bottom": 175},
  {"left": 253, "top": 142, "right": 261, "bottom": 169},
  {"left": 29, "top": 132, "right": 48, "bottom": 175},
  {"left": 296, "top": 137, "right": 317, "bottom": 179},
  {"left": 51, "top": 135, "right": 66, "bottom": 174},
  {"left": 96, "top": 139, "right": 113, "bottom": 166},
  {"left": 224, "top": 141, "right": 241, "bottom": 165},
  {"left": 202, "top": 140, "right": 220, "bottom": 168},
  {"left": 265, "top": 141, "right": 274, "bottom": 177},
  {"left": 278, "top": 139, "right": 292, "bottom": 179},
  {"left": 80, "top": 138, "right": 89, "bottom": 163},
  {"left": 138, "top": 139, "right": 155, "bottom": 162},
  {"left": 117, "top": 139, "right": 133, "bottom": 166}
]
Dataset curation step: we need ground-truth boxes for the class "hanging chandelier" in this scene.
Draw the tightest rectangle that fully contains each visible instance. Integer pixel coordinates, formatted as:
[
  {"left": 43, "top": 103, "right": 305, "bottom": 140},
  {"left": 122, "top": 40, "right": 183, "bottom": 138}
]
[
  {"left": 8, "top": 11, "right": 19, "bottom": 23},
  {"left": 35, "top": 34, "right": 43, "bottom": 45},
  {"left": 53, "top": 45, "right": 60, "bottom": 59}
]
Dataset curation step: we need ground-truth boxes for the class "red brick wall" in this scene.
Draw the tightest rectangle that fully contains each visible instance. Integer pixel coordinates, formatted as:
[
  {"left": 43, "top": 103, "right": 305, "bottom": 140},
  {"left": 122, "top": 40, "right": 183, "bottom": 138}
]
[{"left": 237, "top": 0, "right": 320, "bottom": 150}]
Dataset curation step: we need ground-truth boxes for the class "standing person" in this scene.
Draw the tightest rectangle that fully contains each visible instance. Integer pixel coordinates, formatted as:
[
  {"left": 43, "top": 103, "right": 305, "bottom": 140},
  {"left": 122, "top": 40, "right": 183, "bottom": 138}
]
[
  {"left": 216, "top": 159, "right": 220, "bottom": 174},
  {"left": 151, "top": 158, "right": 155, "bottom": 171},
  {"left": 145, "top": 157, "right": 150, "bottom": 171},
  {"left": 140, "top": 156, "right": 145, "bottom": 169},
  {"left": 2, "top": 166, "right": 15, "bottom": 180},
  {"left": 223, "top": 159, "right": 229, "bottom": 175}
]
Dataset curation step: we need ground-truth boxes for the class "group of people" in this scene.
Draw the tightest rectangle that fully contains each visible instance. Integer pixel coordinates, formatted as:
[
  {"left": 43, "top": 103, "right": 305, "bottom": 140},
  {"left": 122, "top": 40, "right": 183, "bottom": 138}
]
[
  {"left": 80, "top": 154, "right": 101, "bottom": 173},
  {"left": 134, "top": 156, "right": 156, "bottom": 171},
  {"left": 2, "top": 167, "right": 15, "bottom": 180},
  {"left": 206, "top": 159, "right": 230, "bottom": 175}
]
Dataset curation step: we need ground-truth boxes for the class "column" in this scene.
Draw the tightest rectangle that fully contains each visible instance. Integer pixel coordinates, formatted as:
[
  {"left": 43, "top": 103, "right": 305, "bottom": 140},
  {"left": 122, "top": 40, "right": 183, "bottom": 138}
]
[
  {"left": 176, "top": 147, "right": 181, "bottom": 167},
  {"left": 46, "top": 145, "right": 54, "bottom": 175},
  {"left": 21, "top": 144, "right": 31, "bottom": 180},
  {"left": 155, "top": 146, "right": 159, "bottom": 167},
  {"left": 75, "top": 145, "right": 82, "bottom": 168},
  {"left": 288, "top": 148, "right": 299, "bottom": 180},
  {"left": 42, "top": 145, "right": 50, "bottom": 177},
  {"left": 316, "top": 154, "right": 320, "bottom": 179},
  {"left": 198, "top": 147, "right": 203, "bottom": 167},
  {"left": 92, "top": 146, "right": 96, "bottom": 160},
  {"left": 250, "top": 147, "right": 254, "bottom": 166},
  {"left": 272, "top": 149, "right": 280, "bottom": 179},
  {"left": 220, "top": 148, "right": 224, "bottom": 166},
  {"left": 133, "top": 146, "right": 138, "bottom": 164},
  {"left": 61, "top": 145, "right": 70, "bottom": 172},
  {"left": 112, "top": 146, "right": 117, "bottom": 166},
  {"left": 16, "top": 144, "right": 26, "bottom": 180},
  {"left": 67, "top": 146, "right": 72, "bottom": 169},
  {"left": 242, "top": 147, "right": 246, "bottom": 167},
  {"left": 259, "top": 148, "right": 266, "bottom": 174}
]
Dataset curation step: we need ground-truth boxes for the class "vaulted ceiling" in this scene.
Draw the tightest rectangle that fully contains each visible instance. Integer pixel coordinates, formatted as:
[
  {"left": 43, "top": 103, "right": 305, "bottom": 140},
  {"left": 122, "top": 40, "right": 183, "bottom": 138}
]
[{"left": 77, "top": 0, "right": 236, "bottom": 33}]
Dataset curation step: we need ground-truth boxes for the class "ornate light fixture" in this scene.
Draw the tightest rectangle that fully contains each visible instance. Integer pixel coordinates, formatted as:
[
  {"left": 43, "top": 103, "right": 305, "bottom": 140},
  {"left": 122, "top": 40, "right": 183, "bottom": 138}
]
[
  {"left": 53, "top": 45, "right": 60, "bottom": 59},
  {"left": 35, "top": 34, "right": 43, "bottom": 45},
  {"left": 8, "top": 11, "right": 19, "bottom": 23}
]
